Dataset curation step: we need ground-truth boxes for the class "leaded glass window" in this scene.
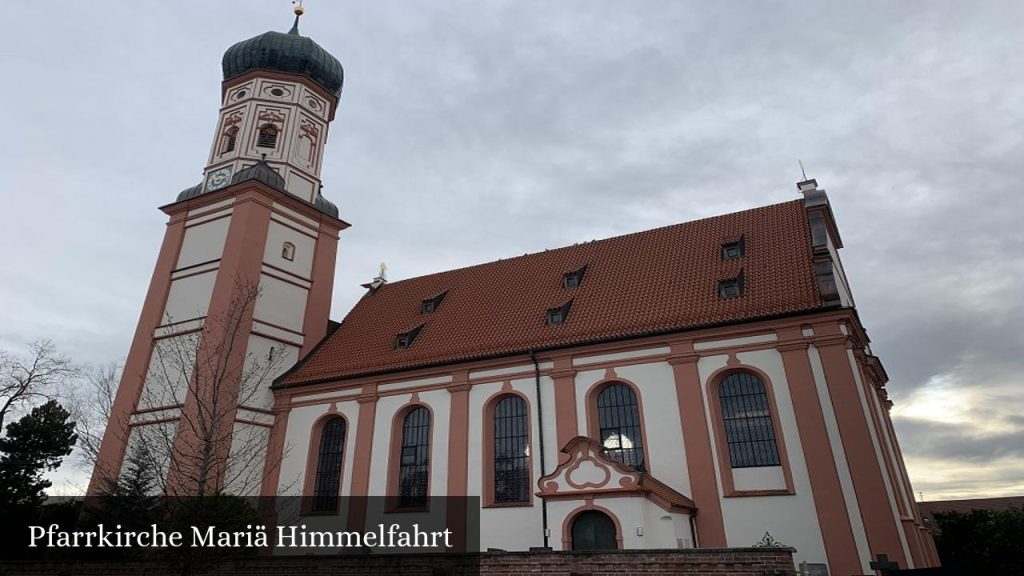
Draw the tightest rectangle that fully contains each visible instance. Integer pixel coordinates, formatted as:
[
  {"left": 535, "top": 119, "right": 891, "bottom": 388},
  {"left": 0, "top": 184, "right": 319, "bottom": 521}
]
[
  {"left": 493, "top": 395, "right": 529, "bottom": 503},
  {"left": 398, "top": 406, "right": 430, "bottom": 508},
  {"left": 596, "top": 383, "right": 645, "bottom": 472},
  {"left": 311, "top": 417, "right": 345, "bottom": 512},
  {"left": 718, "top": 372, "right": 781, "bottom": 468}
]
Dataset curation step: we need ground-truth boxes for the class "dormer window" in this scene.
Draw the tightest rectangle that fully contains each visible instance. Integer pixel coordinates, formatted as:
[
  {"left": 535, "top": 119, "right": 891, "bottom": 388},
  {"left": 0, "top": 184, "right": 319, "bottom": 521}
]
[
  {"left": 394, "top": 324, "right": 425, "bottom": 350},
  {"left": 721, "top": 236, "right": 745, "bottom": 260},
  {"left": 421, "top": 291, "right": 447, "bottom": 314},
  {"left": 257, "top": 124, "right": 279, "bottom": 149},
  {"left": 546, "top": 300, "right": 574, "bottom": 325},
  {"left": 563, "top": 265, "right": 587, "bottom": 289},
  {"left": 719, "top": 271, "right": 745, "bottom": 299}
]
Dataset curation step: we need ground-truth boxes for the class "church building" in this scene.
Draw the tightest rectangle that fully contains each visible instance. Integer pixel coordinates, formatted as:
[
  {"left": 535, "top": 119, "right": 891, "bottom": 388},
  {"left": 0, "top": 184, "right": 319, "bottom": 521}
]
[{"left": 89, "top": 9, "right": 939, "bottom": 574}]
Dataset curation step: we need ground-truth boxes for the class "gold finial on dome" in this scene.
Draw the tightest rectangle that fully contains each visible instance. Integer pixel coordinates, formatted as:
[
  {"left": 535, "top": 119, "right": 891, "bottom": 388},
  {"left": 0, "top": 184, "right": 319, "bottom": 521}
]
[{"left": 293, "top": 0, "right": 305, "bottom": 16}]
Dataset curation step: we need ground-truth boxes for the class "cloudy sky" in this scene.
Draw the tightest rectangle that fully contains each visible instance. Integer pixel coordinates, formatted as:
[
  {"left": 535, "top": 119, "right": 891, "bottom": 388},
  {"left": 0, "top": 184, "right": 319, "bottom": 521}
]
[{"left": 1, "top": 1, "right": 1021, "bottom": 500}]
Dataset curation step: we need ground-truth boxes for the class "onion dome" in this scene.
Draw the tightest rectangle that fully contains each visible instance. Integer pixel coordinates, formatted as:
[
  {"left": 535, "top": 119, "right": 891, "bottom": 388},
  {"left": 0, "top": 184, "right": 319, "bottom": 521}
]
[{"left": 221, "top": 14, "right": 343, "bottom": 97}]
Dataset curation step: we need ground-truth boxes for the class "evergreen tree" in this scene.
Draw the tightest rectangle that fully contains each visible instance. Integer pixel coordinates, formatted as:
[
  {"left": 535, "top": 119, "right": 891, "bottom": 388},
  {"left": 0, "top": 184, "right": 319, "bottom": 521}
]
[{"left": 0, "top": 400, "right": 77, "bottom": 508}]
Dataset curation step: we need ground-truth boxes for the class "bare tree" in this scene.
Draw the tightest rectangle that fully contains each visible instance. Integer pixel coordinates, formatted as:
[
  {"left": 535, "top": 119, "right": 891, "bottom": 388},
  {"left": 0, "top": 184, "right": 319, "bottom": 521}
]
[
  {"left": 117, "top": 278, "right": 289, "bottom": 497},
  {"left": 73, "top": 362, "right": 121, "bottom": 471},
  {"left": 0, "top": 340, "right": 78, "bottom": 433}
]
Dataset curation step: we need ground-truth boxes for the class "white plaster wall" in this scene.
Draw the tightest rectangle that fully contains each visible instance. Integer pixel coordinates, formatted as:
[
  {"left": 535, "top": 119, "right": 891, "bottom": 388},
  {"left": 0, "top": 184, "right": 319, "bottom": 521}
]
[
  {"left": 254, "top": 273, "right": 308, "bottom": 332},
  {"left": 241, "top": 334, "right": 299, "bottom": 410},
  {"left": 697, "top": 350, "right": 829, "bottom": 566},
  {"left": 263, "top": 220, "right": 315, "bottom": 279},
  {"left": 639, "top": 499, "right": 692, "bottom": 548},
  {"left": 285, "top": 171, "right": 316, "bottom": 203},
  {"left": 177, "top": 217, "right": 231, "bottom": 270},
  {"left": 277, "top": 401, "right": 360, "bottom": 498},
  {"left": 614, "top": 362, "right": 690, "bottom": 495},
  {"left": 574, "top": 369, "right": 604, "bottom": 436},
  {"left": 121, "top": 421, "right": 176, "bottom": 494},
  {"left": 468, "top": 379, "right": 546, "bottom": 551},
  {"left": 732, "top": 466, "right": 787, "bottom": 491},
  {"left": 163, "top": 270, "right": 217, "bottom": 323},
  {"left": 139, "top": 334, "right": 197, "bottom": 409},
  {"left": 362, "top": 391, "right": 451, "bottom": 534},
  {"left": 366, "top": 391, "right": 452, "bottom": 498},
  {"left": 224, "top": 422, "right": 270, "bottom": 496}
]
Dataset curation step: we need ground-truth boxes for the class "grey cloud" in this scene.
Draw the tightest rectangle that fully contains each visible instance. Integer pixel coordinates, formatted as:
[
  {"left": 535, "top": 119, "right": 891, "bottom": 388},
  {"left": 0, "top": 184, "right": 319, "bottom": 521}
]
[{"left": 2, "top": 1, "right": 1022, "bottom": 495}]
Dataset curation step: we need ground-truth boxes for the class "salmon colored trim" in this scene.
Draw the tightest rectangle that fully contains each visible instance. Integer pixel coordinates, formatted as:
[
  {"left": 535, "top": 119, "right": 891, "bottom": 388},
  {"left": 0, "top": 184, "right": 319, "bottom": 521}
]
[
  {"left": 183, "top": 210, "right": 233, "bottom": 229},
  {"left": 151, "top": 326, "right": 205, "bottom": 342},
  {"left": 262, "top": 260, "right": 312, "bottom": 283},
  {"left": 705, "top": 364, "right": 795, "bottom": 498},
  {"left": 777, "top": 330, "right": 863, "bottom": 576},
  {"left": 250, "top": 330, "right": 302, "bottom": 348},
  {"left": 549, "top": 355, "right": 578, "bottom": 465},
  {"left": 583, "top": 374, "right": 654, "bottom": 476},
  {"left": 882, "top": 403, "right": 937, "bottom": 566},
  {"left": 384, "top": 399, "right": 434, "bottom": 512},
  {"left": 300, "top": 224, "right": 339, "bottom": 357},
  {"left": 281, "top": 311, "right": 857, "bottom": 391},
  {"left": 167, "top": 194, "right": 271, "bottom": 495},
  {"left": 561, "top": 501, "right": 624, "bottom": 551},
  {"left": 253, "top": 318, "right": 305, "bottom": 337},
  {"left": 813, "top": 321, "right": 908, "bottom": 567},
  {"left": 165, "top": 264, "right": 218, "bottom": 283},
  {"left": 345, "top": 387, "right": 378, "bottom": 531},
  {"left": 268, "top": 207, "right": 329, "bottom": 237},
  {"left": 300, "top": 411, "right": 349, "bottom": 515},
  {"left": 127, "top": 416, "right": 181, "bottom": 427},
  {"left": 446, "top": 374, "right": 471, "bottom": 551},
  {"left": 260, "top": 268, "right": 313, "bottom": 290},
  {"left": 481, "top": 388, "right": 535, "bottom": 508},
  {"left": 182, "top": 202, "right": 235, "bottom": 223},
  {"left": 667, "top": 342, "right": 727, "bottom": 547},
  {"left": 260, "top": 405, "right": 289, "bottom": 498},
  {"left": 87, "top": 217, "right": 188, "bottom": 495},
  {"left": 856, "top": 357, "right": 909, "bottom": 518},
  {"left": 268, "top": 213, "right": 321, "bottom": 240}
]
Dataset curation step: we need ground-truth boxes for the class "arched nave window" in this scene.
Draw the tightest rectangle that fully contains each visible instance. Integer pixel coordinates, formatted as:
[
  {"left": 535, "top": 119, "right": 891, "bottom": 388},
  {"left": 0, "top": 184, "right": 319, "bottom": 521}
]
[
  {"left": 492, "top": 395, "right": 530, "bottom": 503},
  {"left": 596, "top": 383, "right": 645, "bottom": 472},
  {"left": 397, "top": 406, "right": 430, "bottom": 509},
  {"left": 311, "top": 416, "right": 346, "bottom": 512},
  {"left": 718, "top": 371, "right": 781, "bottom": 468}
]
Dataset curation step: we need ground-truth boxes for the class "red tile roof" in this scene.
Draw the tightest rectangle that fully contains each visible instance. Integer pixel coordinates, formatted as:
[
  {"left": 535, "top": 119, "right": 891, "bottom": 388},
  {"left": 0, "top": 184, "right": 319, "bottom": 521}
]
[
  {"left": 917, "top": 496, "right": 1024, "bottom": 520},
  {"left": 281, "top": 199, "right": 823, "bottom": 385}
]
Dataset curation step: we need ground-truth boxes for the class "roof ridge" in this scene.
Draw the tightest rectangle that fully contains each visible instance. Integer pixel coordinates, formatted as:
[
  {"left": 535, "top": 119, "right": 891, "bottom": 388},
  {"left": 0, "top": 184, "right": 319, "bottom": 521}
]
[{"left": 377, "top": 198, "right": 804, "bottom": 288}]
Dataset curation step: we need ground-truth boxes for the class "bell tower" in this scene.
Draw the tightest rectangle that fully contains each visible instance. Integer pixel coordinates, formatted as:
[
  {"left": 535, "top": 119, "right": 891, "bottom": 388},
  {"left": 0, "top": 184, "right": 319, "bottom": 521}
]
[{"left": 88, "top": 6, "right": 349, "bottom": 496}]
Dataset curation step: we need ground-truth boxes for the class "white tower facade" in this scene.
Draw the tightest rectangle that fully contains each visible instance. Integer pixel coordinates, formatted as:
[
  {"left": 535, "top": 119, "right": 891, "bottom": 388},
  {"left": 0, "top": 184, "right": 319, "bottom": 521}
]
[{"left": 88, "top": 11, "right": 348, "bottom": 497}]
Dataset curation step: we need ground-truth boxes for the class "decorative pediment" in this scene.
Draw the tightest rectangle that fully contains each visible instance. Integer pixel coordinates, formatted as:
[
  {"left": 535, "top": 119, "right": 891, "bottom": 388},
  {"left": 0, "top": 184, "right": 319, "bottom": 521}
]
[
  {"left": 538, "top": 436, "right": 640, "bottom": 496},
  {"left": 537, "top": 436, "right": 697, "bottom": 513}
]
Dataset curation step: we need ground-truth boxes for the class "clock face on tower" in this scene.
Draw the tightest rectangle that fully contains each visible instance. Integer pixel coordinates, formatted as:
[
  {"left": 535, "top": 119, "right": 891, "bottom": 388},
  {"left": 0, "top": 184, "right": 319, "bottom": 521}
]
[{"left": 205, "top": 167, "right": 233, "bottom": 192}]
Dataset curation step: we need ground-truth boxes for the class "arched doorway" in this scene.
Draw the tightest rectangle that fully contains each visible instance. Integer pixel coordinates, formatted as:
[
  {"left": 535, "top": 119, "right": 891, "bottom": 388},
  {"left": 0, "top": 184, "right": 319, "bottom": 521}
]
[{"left": 570, "top": 510, "right": 618, "bottom": 550}]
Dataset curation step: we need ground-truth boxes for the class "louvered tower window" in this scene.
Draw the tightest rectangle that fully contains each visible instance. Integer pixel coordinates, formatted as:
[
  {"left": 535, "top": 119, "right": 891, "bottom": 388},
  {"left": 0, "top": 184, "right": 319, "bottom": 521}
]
[{"left": 257, "top": 124, "right": 279, "bottom": 149}]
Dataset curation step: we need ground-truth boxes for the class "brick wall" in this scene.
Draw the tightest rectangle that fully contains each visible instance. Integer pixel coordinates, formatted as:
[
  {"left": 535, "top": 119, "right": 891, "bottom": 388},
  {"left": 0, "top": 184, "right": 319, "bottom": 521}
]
[{"left": 0, "top": 548, "right": 797, "bottom": 576}]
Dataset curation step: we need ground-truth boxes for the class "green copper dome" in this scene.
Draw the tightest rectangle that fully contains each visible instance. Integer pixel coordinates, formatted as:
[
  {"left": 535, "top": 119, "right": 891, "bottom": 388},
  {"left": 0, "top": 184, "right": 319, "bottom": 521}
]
[{"left": 222, "top": 18, "right": 343, "bottom": 97}]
